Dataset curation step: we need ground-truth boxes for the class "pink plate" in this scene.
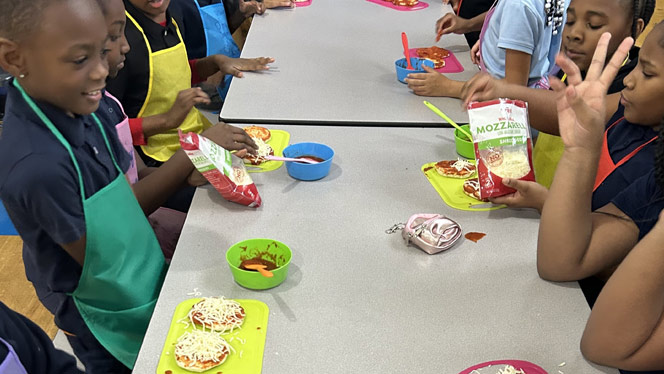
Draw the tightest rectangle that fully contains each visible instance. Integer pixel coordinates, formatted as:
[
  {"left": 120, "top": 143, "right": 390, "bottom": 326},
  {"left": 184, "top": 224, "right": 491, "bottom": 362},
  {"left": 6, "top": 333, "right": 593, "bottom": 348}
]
[
  {"left": 407, "top": 47, "right": 464, "bottom": 73},
  {"left": 366, "top": 0, "right": 429, "bottom": 11},
  {"left": 294, "top": 0, "right": 312, "bottom": 7},
  {"left": 458, "top": 360, "right": 548, "bottom": 374}
]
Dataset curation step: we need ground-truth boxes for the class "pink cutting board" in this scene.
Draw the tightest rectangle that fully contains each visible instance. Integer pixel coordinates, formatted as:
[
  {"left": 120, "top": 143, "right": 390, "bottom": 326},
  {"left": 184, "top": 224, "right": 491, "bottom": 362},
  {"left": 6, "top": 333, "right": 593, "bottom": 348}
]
[
  {"left": 407, "top": 48, "right": 464, "bottom": 73},
  {"left": 366, "top": 0, "right": 429, "bottom": 11},
  {"left": 294, "top": 0, "right": 312, "bottom": 7}
]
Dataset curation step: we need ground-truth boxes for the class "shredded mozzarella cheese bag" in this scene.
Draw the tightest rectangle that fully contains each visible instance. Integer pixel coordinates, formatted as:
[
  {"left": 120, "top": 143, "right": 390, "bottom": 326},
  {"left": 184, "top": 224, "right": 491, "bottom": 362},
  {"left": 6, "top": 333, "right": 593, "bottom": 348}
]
[
  {"left": 467, "top": 99, "right": 535, "bottom": 199},
  {"left": 179, "top": 130, "right": 262, "bottom": 207}
]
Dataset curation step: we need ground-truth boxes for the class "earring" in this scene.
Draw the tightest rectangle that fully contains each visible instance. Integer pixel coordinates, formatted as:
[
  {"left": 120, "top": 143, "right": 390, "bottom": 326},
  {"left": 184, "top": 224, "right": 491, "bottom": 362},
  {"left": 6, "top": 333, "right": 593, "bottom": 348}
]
[{"left": 18, "top": 73, "right": 25, "bottom": 78}]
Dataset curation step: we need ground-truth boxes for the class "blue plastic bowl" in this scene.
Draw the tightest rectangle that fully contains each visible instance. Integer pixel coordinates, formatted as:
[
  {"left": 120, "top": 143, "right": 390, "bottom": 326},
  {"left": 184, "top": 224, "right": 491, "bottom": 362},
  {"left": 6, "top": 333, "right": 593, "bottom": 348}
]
[
  {"left": 395, "top": 57, "right": 435, "bottom": 83},
  {"left": 283, "top": 142, "right": 334, "bottom": 181}
]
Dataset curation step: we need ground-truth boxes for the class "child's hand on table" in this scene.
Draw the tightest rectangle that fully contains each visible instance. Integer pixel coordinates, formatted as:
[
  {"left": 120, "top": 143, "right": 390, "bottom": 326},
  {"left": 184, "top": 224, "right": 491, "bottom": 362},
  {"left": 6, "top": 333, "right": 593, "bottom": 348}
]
[
  {"left": 202, "top": 123, "right": 258, "bottom": 157},
  {"left": 405, "top": 66, "right": 449, "bottom": 96},
  {"left": 240, "top": 0, "right": 266, "bottom": 16},
  {"left": 219, "top": 56, "right": 274, "bottom": 78},
  {"left": 264, "top": 0, "right": 295, "bottom": 8},
  {"left": 489, "top": 179, "right": 548, "bottom": 213},
  {"left": 166, "top": 88, "right": 210, "bottom": 130},
  {"left": 551, "top": 33, "right": 634, "bottom": 153}
]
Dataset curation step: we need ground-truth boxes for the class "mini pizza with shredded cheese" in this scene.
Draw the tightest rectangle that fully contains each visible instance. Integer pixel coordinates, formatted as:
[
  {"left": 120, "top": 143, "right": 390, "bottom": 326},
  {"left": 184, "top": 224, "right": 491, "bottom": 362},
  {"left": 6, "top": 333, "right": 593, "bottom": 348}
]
[
  {"left": 243, "top": 126, "right": 271, "bottom": 142},
  {"left": 174, "top": 329, "right": 231, "bottom": 372},
  {"left": 245, "top": 137, "right": 274, "bottom": 165},
  {"left": 188, "top": 297, "right": 246, "bottom": 332},
  {"left": 434, "top": 159, "right": 476, "bottom": 178},
  {"left": 416, "top": 46, "right": 450, "bottom": 68},
  {"left": 463, "top": 179, "right": 487, "bottom": 202}
]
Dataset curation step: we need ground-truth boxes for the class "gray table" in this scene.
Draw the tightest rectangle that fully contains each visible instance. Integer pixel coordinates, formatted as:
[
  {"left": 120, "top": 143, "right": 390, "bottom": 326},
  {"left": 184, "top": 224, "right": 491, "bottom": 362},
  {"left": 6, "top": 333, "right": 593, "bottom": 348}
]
[
  {"left": 220, "top": 0, "right": 478, "bottom": 126},
  {"left": 133, "top": 124, "right": 617, "bottom": 374}
]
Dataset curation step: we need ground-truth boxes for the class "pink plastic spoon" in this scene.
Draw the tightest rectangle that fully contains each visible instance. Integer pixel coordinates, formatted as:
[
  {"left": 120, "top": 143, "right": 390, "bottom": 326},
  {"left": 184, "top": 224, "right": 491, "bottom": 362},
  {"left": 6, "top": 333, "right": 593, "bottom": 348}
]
[{"left": 265, "top": 155, "right": 320, "bottom": 164}]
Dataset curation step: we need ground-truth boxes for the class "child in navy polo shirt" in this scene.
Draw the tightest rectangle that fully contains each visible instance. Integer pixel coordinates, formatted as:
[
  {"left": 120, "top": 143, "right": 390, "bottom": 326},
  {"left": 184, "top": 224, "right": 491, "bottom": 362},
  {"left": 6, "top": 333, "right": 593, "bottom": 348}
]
[
  {"left": 0, "top": 0, "right": 256, "bottom": 371},
  {"left": 539, "top": 30, "right": 664, "bottom": 371},
  {"left": 0, "top": 301, "right": 83, "bottom": 374}
]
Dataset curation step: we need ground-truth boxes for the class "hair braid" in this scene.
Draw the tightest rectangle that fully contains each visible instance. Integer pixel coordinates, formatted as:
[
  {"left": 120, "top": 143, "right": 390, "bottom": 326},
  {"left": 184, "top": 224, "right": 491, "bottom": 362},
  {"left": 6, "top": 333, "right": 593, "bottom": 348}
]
[
  {"left": 632, "top": 0, "right": 657, "bottom": 38},
  {"left": 655, "top": 117, "right": 664, "bottom": 192}
]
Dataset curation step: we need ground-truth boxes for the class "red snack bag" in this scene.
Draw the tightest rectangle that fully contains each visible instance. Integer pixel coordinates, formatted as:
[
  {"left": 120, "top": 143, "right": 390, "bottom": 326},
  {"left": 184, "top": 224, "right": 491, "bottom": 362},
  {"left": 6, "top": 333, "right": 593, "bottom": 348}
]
[
  {"left": 179, "top": 131, "right": 262, "bottom": 207},
  {"left": 467, "top": 99, "right": 536, "bottom": 199}
]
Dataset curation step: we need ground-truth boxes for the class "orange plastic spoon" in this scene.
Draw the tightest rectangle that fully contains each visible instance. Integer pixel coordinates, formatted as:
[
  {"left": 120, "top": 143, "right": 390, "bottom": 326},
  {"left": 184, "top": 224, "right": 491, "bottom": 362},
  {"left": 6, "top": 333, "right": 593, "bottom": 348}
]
[{"left": 244, "top": 264, "right": 274, "bottom": 278}]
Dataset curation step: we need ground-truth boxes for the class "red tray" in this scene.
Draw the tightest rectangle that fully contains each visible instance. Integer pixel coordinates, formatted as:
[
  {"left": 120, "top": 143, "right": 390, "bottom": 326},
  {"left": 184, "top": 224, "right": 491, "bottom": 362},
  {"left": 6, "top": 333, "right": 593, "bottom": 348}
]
[
  {"left": 366, "top": 0, "right": 429, "bottom": 11},
  {"left": 458, "top": 360, "right": 547, "bottom": 374},
  {"left": 407, "top": 48, "right": 464, "bottom": 73}
]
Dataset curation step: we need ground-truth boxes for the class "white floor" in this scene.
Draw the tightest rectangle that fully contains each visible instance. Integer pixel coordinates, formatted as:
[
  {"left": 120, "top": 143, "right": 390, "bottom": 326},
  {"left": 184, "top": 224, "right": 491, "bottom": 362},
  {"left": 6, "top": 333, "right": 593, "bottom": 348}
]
[{"left": 53, "top": 330, "right": 85, "bottom": 371}]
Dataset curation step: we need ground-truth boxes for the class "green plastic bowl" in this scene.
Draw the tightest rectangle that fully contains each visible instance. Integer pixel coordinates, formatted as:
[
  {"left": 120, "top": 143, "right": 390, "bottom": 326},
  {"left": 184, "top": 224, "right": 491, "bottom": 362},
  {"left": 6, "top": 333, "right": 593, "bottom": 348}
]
[
  {"left": 454, "top": 124, "right": 475, "bottom": 159},
  {"left": 226, "top": 239, "right": 292, "bottom": 290}
]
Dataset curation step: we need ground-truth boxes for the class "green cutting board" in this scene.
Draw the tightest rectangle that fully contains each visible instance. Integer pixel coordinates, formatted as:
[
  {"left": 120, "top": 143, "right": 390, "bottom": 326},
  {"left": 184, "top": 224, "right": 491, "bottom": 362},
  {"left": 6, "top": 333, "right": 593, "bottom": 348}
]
[{"left": 156, "top": 298, "right": 269, "bottom": 374}]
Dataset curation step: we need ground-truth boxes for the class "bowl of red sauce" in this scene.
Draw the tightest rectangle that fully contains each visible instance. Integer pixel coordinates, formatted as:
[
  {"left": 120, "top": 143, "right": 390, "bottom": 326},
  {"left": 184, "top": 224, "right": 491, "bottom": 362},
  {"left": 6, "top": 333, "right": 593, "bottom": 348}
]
[
  {"left": 282, "top": 142, "right": 334, "bottom": 181},
  {"left": 226, "top": 238, "right": 292, "bottom": 290}
]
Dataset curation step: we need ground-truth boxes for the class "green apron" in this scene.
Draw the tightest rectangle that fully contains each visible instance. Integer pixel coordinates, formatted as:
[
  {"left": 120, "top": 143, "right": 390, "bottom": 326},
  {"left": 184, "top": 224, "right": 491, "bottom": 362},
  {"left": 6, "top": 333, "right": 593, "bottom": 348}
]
[{"left": 13, "top": 80, "right": 167, "bottom": 368}]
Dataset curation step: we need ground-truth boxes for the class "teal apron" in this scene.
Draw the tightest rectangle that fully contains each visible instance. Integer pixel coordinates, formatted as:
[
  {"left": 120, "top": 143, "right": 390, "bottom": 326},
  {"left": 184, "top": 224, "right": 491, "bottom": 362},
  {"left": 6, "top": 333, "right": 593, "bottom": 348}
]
[
  {"left": 13, "top": 80, "right": 167, "bottom": 369},
  {"left": 194, "top": 0, "right": 241, "bottom": 99}
]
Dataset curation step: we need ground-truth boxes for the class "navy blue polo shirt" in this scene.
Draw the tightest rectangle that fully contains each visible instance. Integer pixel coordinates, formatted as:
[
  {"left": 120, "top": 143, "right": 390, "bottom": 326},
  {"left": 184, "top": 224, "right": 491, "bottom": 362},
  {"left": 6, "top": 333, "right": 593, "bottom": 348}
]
[
  {"left": 612, "top": 169, "right": 664, "bottom": 239},
  {"left": 592, "top": 104, "right": 658, "bottom": 211},
  {"left": 170, "top": 0, "right": 207, "bottom": 60},
  {"left": 0, "top": 82, "right": 130, "bottom": 333},
  {"left": 0, "top": 301, "right": 83, "bottom": 374}
]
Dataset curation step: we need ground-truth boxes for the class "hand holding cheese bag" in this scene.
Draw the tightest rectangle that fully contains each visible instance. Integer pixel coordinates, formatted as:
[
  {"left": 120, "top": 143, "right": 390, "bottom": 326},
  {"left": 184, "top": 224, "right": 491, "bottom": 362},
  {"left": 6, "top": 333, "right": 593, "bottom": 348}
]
[
  {"left": 179, "top": 130, "right": 262, "bottom": 207},
  {"left": 467, "top": 99, "right": 536, "bottom": 199}
]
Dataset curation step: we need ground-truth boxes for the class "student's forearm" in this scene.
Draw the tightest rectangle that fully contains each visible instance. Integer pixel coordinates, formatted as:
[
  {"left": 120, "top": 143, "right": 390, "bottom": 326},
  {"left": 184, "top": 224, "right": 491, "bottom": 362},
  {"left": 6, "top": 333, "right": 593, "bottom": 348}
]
[
  {"left": 466, "top": 12, "right": 487, "bottom": 33},
  {"left": 195, "top": 55, "right": 227, "bottom": 81},
  {"left": 537, "top": 148, "right": 599, "bottom": 280},
  {"left": 228, "top": 3, "right": 246, "bottom": 34},
  {"left": 139, "top": 114, "right": 174, "bottom": 138},
  {"left": 444, "top": 79, "right": 465, "bottom": 99},
  {"left": 581, "top": 224, "right": 664, "bottom": 370},
  {"left": 131, "top": 150, "right": 194, "bottom": 215},
  {"left": 498, "top": 85, "right": 561, "bottom": 134}
]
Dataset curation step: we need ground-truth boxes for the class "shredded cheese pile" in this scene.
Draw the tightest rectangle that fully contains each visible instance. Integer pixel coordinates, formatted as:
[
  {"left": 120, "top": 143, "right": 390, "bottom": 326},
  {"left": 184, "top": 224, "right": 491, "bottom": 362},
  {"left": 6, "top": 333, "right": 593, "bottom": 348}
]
[
  {"left": 465, "top": 179, "right": 480, "bottom": 190},
  {"left": 188, "top": 297, "right": 245, "bottom": 332},
  {"left": 252, "top": 137, "right": 273, "bottom": 163},
  {"left": 497, "top": 365, "right": 526, "bottom": 374},
  {"left": 175, "top": 330, "right": 232, "bottom": 363},
  {"left": 452, "top": 158, "right": 474, "bottom": 172},
  {"left": 489, "top": 150, "right": 531, "bottom": 179}
]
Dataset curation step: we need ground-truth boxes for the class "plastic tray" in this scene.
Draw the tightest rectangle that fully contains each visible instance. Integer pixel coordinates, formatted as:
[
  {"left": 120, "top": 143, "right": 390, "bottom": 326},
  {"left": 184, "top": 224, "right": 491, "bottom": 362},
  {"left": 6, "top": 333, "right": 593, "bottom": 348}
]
[
  {"left": 156, "top": 298, "right": 269, "bottom": 374},
  {"left": 458, "top": 359, "right": 547, "bottom": 374},
  {"left": 246, "top": 129, "right": 290, "bottom": 173},
  {"left": 294, "top": 0, "right": 312, "bottom": 7},
  {"left": 421, "top": 162, "right": 504, "bottom": 212},
  {"left": 366, "top": 0, "right": 429, "bottom": 11},
  {"left": 407, "top": 48, "right": 464, "bottom": 73}
]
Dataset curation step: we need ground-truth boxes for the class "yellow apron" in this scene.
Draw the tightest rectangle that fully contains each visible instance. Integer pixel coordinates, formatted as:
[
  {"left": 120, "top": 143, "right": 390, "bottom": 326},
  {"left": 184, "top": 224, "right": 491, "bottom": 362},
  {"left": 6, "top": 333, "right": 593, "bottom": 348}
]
[
  {"left": 126, "top": 12, "right": 212, "bottom": 162},
  {"left": 532, "top": 133, "right": 563, "bottom": 188}
]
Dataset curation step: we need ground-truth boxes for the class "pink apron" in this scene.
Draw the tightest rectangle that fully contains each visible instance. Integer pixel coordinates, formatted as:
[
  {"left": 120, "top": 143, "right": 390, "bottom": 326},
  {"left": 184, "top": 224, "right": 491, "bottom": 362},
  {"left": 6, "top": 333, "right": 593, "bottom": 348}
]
[{"left": 104, "top": 92, "right": 138, "bottom": 183}]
